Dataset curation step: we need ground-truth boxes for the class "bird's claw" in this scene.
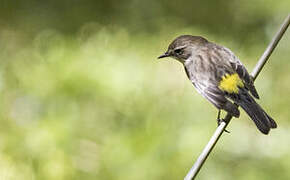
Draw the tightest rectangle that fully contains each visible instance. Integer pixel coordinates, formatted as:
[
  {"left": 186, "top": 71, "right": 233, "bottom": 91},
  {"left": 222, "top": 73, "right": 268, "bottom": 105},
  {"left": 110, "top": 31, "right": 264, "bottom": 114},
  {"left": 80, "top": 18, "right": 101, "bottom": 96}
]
[{"left": 217, "top": 118, "right": 230, "bottom": 133}]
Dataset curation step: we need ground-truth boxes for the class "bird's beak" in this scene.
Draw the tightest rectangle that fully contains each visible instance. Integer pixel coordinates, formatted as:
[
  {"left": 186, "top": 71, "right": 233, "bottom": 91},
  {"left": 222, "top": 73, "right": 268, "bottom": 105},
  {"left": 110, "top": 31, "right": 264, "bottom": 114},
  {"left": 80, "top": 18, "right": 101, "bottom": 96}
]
[{"left": 158, "top": 52, "right": 170, "bottom": 59}]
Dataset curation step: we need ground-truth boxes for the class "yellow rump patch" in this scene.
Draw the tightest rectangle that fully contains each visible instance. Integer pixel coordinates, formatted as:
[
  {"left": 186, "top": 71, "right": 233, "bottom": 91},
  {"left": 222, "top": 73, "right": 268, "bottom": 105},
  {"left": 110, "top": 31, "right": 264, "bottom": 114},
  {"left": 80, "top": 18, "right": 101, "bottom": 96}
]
[{"left": 218, "top": 73, "right": 244, "bottom": 93}]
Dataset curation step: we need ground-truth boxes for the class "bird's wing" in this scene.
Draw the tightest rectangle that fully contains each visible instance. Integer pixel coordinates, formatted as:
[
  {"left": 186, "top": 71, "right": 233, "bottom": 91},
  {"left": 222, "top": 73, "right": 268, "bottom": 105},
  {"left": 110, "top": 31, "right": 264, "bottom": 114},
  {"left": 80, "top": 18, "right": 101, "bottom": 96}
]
[
  {"left": 184, "top": 53, "right": 240, "bottom": 116},
  {"left": 184, "top": 64, "right": 227, "bottom": 109},
  {"left": 221, "top": 47, "right": 260, "bottom": 99},
  {"left": 192, "top": 80, "right": 240, "bottom": 117},
  {"left": 193, "top": 81, "right": 227, "bottom": 109}
]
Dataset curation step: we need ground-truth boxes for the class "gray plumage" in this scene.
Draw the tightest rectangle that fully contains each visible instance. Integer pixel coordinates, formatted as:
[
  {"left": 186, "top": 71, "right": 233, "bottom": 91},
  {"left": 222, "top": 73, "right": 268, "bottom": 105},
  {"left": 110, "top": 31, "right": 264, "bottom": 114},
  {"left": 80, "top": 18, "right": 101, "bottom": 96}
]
[{"left": 158, "top": 35, "right": 277, "bottom": 134}]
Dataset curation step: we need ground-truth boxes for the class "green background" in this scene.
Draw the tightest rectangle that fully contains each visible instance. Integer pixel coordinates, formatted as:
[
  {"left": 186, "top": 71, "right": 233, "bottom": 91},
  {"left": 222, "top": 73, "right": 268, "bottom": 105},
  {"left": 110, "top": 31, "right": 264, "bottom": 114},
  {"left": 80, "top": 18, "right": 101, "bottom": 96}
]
[{"left": 0, "top": 0, "right": 289, "bottom": 179}]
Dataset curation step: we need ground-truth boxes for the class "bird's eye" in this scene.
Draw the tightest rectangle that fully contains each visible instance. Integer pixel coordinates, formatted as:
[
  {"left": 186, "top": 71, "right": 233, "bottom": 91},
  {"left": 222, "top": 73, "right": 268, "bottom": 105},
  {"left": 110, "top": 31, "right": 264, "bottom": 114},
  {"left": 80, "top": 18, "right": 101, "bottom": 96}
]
[{"left": 174, "top": 48, "right": 183, "bottom": 55}]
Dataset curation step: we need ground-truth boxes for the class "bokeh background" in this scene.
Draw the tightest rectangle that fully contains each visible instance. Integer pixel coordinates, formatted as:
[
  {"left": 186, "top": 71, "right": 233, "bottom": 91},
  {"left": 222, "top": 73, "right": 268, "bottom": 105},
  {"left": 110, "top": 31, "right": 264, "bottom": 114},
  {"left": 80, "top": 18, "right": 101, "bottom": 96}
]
[{"left": 0, "top": 0, "right": 289, "bottom": 179}]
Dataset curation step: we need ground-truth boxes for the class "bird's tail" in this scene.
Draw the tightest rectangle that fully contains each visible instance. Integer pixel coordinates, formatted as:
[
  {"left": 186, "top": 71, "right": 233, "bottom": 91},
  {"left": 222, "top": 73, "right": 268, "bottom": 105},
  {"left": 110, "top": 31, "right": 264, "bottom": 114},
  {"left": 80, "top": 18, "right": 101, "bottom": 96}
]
[{"left": 233, "top": 89, "right": 277, "bottom": 134}]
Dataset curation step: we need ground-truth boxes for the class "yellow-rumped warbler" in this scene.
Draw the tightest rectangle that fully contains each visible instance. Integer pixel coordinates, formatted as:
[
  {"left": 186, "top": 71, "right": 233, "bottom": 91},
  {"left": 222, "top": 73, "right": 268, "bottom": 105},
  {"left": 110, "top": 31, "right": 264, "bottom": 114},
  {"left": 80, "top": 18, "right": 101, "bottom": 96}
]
[{"left": 158, "top": 35, "right": 277, "bottom": 134}]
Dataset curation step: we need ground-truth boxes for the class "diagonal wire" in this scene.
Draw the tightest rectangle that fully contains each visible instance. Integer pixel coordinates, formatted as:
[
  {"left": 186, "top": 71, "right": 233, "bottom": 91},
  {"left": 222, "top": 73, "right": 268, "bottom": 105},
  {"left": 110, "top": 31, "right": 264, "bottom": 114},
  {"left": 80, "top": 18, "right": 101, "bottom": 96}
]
[{"left": 184, "top": 14, "right": 290, "bottom": 180}]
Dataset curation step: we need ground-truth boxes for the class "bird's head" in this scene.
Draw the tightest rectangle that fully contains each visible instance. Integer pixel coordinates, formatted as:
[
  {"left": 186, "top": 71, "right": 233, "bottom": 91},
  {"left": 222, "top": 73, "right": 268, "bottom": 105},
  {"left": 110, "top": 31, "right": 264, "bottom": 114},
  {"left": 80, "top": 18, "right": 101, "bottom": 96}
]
[{"left": 158, "top": 35, "right": 208, "bottom": 63}]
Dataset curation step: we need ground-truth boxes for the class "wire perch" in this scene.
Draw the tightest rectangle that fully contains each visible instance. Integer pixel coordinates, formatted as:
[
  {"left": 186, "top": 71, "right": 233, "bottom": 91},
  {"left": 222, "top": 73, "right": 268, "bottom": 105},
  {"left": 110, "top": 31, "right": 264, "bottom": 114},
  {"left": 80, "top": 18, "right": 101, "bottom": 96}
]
[{"left": 184, "top": 14, "right": 290, "bottom": 180}]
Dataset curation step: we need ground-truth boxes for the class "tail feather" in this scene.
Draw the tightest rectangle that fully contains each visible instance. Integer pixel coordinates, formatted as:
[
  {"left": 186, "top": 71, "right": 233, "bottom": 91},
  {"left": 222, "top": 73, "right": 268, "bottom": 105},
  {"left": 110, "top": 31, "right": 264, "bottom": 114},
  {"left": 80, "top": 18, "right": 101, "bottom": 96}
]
[
  {"left": 231, "top": 89, "right": 277, "bottom": 134},
  {"left": 249, "top": 85, "right": 260, "bottom": 99},
  {"left": 262, "top": 111, "right": 277, "bottom": 128},
  {"left": 238, "top": 100, "right": 271, "bottom": 134}
]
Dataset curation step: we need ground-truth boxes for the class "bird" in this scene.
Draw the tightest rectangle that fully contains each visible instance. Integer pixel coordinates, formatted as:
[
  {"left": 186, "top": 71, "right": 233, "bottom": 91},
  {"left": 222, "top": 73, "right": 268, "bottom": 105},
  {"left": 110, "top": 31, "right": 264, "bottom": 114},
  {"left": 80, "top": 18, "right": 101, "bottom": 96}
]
[{"left": 158, "top": 35, "right": 277, "bottom": 134}]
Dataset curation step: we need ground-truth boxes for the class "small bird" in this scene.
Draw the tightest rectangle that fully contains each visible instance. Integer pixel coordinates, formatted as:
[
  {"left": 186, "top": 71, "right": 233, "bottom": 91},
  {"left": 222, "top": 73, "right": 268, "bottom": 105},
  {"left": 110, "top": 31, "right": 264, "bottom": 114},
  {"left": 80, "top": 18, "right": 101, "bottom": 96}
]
[{"left": 158, "top": 35, "right": 277, "bottom": 134}]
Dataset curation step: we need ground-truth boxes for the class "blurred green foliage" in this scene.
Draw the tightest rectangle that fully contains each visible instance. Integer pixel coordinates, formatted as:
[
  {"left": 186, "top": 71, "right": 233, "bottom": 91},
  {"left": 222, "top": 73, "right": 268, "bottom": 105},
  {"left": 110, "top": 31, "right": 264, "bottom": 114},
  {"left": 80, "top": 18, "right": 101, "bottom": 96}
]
[{"left": 0, "top": 0, "right": 289, "bottom": 179}]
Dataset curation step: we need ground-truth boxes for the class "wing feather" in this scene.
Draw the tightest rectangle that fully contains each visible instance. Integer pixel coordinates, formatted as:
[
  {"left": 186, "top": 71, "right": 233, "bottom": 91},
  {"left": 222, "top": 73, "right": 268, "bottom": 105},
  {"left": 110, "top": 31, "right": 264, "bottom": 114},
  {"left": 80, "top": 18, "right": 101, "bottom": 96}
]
[
  {"left": 221, "top": 47, "right": 260, "bottom": 99},
  {"left": 229, "top": 62, "right": 259, "bottom": 99}
]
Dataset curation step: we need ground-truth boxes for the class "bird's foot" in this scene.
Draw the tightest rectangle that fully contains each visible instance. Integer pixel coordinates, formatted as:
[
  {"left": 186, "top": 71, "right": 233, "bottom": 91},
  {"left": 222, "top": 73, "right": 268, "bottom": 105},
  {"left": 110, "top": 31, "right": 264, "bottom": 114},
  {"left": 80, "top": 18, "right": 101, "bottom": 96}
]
[
  {"left": 216, "top": 110, "right": 230, "bottom": 133},
  {"left": 217, "top": 118, "right": 230, "bottom": 133}
]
